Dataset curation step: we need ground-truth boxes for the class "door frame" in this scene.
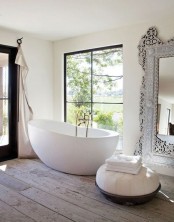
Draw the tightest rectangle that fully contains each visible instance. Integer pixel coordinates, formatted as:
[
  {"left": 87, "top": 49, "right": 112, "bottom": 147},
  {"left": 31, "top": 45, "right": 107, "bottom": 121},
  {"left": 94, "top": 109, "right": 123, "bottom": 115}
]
[{"left": 0, "top": 44, "right": 18, "bottom": 161}]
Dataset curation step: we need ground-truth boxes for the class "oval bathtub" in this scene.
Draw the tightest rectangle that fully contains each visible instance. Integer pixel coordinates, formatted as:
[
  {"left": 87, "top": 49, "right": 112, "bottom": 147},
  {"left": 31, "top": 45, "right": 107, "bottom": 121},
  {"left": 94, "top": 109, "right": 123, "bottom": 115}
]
[{"left": 28, "top": 119, "right": 119, "bottom": 175}]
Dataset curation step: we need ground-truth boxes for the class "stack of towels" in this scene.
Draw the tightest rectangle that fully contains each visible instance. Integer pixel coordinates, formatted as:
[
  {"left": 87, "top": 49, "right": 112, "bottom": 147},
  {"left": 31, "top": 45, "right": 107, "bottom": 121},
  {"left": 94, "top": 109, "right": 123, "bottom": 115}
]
[{"left": 105, "top": 154, "right": 142, "bottom": 175}]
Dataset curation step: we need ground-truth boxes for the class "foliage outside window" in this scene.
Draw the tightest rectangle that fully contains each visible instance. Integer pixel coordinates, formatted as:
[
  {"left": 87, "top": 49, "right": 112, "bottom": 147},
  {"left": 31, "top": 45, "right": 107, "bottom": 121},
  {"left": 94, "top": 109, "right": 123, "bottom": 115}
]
[
  {"left": 0, "top": 66, "right": 9, "bottom": 145},
  {"left": 64, "top": 45, "right": 123, "bottom": 149}
]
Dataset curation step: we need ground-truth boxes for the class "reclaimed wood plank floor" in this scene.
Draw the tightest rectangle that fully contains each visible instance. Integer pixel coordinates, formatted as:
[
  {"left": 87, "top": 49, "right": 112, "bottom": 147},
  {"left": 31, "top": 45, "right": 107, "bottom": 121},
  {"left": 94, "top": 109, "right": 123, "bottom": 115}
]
[{"left": 0, "top": 159, "right": 173, "bottom": 222}]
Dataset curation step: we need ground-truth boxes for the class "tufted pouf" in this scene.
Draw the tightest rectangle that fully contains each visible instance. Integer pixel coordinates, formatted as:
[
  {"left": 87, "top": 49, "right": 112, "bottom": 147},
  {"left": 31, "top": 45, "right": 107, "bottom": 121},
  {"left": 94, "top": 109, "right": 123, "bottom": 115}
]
[{"left": 96, "top": 164, "right": 161, "bottom": 205}]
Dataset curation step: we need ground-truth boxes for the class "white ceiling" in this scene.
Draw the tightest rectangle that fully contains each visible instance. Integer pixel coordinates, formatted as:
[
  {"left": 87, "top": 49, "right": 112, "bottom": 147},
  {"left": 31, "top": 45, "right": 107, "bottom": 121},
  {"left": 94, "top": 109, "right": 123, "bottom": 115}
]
[{"left": 0, "top": 0, "right": 174, "bottom": 41}]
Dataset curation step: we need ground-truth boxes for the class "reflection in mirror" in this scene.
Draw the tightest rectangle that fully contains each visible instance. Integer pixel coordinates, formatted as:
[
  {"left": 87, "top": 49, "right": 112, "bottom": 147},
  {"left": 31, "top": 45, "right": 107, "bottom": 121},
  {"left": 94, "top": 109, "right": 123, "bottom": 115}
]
[{"left": 157, "top": 57, "right": 174, "bottom": 144}]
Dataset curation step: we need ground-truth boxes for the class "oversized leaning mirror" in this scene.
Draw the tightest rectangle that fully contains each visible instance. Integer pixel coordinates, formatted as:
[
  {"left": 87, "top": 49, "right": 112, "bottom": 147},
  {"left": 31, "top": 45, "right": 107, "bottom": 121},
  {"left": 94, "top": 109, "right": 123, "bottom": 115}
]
[{"left": 136, "top": 27, "right": 174, "bottom": 168}]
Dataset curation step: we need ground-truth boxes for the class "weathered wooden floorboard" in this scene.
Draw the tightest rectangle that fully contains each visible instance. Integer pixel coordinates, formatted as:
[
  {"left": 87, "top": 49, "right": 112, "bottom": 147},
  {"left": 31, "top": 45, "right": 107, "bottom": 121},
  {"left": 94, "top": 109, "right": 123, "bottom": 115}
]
[
  {"left": 10, "top": 171, "right": 145, "bottom": 222},
  {"left": 158, "top": 174, "right": 174, "bottom": 193},
  {"left": 157, "top": 189, "right": 174, "bottom": 201},
  {"left": 0, "top": 183, "right": 75, "bottom": 222},
  {"left": 0, "top": 199, "right": 36, "bottom": 222},
  {"left": 20, "top": 161, "right": 174, "bottom": 222},
  {"left": 1, "top": 159, "right": 149, "bottom": 222},
  {"left": 6, "top": 159, "right": 97, "bottom": 189},
  {"left": 0, "top": 159, "right": 122, "bottom": 206},
  {"left": 0, "top": 170, "right": 31, "bottom": 191},
  {"left": 10, "top": 160, "right": 173, "bottom": 218},
  {"left": 20, "top": 172, "right": 174, "bottom": 222},
  {"left": 21, "top": 187, "right": 118, "bottom": 222},
  {"left": 1, "top": 159, "right": 174, "bottom": 222}
]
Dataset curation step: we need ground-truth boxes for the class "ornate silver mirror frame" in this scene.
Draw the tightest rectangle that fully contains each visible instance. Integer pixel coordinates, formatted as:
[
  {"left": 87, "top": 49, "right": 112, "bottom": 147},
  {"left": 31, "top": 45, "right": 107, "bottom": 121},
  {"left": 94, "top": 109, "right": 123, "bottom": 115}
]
[{"left": 136, "top": 27, "right": 174, "bottom": 167}]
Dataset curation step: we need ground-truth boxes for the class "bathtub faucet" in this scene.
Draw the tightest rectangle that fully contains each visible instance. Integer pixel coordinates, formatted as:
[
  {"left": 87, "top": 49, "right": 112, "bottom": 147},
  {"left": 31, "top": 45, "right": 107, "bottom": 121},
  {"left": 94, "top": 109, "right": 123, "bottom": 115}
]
[{"left": 75, "top": 112, "right": 91, "bottom": 137}]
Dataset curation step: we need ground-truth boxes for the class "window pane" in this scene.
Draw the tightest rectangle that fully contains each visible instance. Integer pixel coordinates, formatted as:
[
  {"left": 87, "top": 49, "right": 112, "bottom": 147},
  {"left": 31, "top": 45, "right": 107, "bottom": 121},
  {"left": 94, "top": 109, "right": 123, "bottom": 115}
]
[
  {"left": 0, "top": 61, "right": 8, "bottom": 98},
  {"left": 93, "top": 103, "right": 123, "bottom": 149},
  {"left": 0, "top": 53, "right": 9, "bottom": 146},
  {"left": 0, "top": 99, "right": 9, "bottom": 146},
  {"left": 93, "top": 76, "right": 123, "bottom": 103},
  {"left": 92, "top": 48, "right": 123, "bottom": 103},
  {"left": 65, "top": 46, "right": 123, "bottom": 150},
  {"left": 67, "top": 102, "right": 91, "bottom": 125},
  {"left": 93, "top": 48, "right": 123, "bottom": 78},
  {"left": 93, "top": 103, "right": 123, "bottom": 131},
  {"left": 66, "top": 53, "right": 91, "bottom": 102}
]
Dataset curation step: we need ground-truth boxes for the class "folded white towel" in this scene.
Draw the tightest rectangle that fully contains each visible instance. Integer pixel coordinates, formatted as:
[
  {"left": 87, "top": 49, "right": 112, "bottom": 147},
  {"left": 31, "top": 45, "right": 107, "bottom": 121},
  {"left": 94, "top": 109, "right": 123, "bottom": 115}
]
[
  {"left": 105, "top": 164, "right": 142, "bottom": 175},
  {"left": 106, "top": 161, "right": 142, "bottom": 170},
  {"left": 105, "top": 155, "right": 142, "bottom": 168}
]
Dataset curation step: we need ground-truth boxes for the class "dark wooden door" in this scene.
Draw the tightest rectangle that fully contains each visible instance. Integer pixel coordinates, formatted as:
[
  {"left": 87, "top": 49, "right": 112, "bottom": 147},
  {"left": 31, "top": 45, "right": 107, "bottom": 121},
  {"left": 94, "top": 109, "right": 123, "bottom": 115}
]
[{"left": 0, "top": 44, "right": 18, "bottom": 161}]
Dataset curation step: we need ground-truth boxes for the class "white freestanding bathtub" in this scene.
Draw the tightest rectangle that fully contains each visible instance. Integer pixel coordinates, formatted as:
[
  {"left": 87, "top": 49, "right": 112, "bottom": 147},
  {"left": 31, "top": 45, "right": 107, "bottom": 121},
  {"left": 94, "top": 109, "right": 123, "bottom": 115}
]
[{"left": 28, "top": 119, "right": 119, "bottom": 175}]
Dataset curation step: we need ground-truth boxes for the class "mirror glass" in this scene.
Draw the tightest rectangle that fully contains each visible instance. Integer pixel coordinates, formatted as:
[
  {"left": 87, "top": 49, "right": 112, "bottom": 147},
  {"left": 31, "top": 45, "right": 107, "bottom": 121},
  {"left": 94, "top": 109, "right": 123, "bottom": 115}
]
[{"left": 157, "top": 57, "right": 174, "bottom": 143}]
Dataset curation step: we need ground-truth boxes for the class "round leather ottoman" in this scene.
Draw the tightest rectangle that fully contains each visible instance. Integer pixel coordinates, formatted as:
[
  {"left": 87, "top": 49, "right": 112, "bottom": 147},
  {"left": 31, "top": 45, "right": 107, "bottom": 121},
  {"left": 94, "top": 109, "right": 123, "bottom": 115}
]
[{"left": 96, "top": 164, "right": 161, "bottom": 205}]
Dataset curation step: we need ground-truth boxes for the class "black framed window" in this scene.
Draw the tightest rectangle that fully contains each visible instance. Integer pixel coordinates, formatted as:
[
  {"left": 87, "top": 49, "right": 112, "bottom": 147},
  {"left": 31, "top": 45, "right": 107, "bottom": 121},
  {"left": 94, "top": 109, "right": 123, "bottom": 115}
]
[{"left": 64, "top": 45, "right": 123, "bottom": 149}]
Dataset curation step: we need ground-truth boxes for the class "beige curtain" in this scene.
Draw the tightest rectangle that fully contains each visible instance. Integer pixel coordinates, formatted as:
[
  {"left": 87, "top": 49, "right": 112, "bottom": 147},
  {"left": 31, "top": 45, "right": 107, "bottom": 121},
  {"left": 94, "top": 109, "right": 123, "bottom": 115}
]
[{"left": 15, "top": 46, "right": 37, "bottom": 158}]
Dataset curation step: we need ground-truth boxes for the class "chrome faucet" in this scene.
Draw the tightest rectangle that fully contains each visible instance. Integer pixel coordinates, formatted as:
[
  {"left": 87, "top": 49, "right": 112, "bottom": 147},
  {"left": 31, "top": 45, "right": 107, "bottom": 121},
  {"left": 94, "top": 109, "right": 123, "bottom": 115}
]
[{"left": 75, "top": 112, "right": 91, "bottom": 137}]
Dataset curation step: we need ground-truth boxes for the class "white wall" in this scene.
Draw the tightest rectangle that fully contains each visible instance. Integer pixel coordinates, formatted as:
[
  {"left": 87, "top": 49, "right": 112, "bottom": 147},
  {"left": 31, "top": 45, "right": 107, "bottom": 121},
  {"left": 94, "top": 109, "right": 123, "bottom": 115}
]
[
  {"left": 53, "top": 18, "right": 174, "bottom": 155},
  {"left": 0, "top": 27, "right": 54, "bottom": 119}
]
